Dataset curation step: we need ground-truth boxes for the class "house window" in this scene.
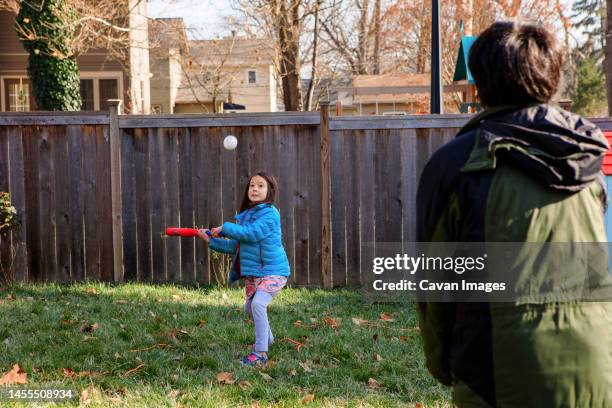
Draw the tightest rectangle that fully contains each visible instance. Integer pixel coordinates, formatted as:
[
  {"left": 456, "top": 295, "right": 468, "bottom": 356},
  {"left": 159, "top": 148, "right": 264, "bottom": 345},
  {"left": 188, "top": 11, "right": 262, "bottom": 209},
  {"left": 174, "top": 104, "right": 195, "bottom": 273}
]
[
  {"left": 247, "top": 70, "right": 257, "bottom": 84},
  {"left": 79, "top": 76, "right": 120, "bottom": 111},
  {"left": 4, "top": 78, "right": 34, "bottom": 112},
  {"left": 99, "top": 79, "right": 119, "bottom": 111},
  {"left": 80, "top": 79, "right": 94, "bottom": 110}
]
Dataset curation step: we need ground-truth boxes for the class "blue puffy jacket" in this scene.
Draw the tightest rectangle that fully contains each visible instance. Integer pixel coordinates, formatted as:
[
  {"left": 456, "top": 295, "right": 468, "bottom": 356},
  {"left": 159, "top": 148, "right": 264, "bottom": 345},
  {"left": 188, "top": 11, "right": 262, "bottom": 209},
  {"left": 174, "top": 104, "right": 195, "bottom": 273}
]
[{"left": 208, "top": 203, "right": 290, "bottom": 283}]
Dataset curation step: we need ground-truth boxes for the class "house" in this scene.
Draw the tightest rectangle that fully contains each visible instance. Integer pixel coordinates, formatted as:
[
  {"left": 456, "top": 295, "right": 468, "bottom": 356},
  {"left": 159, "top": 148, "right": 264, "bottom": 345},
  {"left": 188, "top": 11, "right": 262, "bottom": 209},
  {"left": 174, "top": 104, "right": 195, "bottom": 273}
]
[
  {"left": 174, "top": 36, "right": 278, "bottom": 113},
  {"left": 148, "top": 18, "right": 188, "bottom": 114},
  {"left": 0, "top": 0, "right": 150, "bottom": 113},
  {"left": 331, "top": 73, "right": 463, "bottom": 115},
  {"left": 149, "top": 19, "right": 279, "bottom": 114}
]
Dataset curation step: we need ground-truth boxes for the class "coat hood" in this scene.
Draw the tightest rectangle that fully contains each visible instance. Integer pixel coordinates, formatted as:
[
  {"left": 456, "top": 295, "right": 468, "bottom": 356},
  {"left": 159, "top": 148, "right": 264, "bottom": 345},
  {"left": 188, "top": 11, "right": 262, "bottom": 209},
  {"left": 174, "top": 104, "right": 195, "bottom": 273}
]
[{"left": 459, "top": 105, "right": 609, "bottom": 192}]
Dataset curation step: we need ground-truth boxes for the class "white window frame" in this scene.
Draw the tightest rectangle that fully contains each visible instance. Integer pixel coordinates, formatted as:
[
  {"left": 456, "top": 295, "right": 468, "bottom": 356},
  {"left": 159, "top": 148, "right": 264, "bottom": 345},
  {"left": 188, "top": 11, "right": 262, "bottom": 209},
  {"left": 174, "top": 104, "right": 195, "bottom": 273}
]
[
  {"left": 1, "top": 72, "right": 124, "bottom": 111},
  {"left": 246, "top": 69, "right": 257, "bottom": 85},
  {"left": 1, "top": 75, "right": 31, "bottom": 112},
  {"left": 79, "top": 71, "right": 124, "bottom": 111}
]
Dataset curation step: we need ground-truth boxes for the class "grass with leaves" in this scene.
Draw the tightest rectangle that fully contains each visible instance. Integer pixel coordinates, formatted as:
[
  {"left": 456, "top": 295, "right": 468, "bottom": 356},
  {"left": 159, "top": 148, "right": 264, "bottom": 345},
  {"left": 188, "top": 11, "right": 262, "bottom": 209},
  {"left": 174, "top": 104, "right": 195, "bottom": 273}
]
[{"left": 0, "top": 282, "right": 451, "bottom": 407}]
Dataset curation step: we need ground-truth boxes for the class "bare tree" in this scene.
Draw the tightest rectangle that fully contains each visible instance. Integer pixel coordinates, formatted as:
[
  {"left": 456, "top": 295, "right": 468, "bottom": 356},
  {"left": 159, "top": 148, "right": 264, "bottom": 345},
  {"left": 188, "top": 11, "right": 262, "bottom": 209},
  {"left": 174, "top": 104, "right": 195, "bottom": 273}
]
[
  {"left": 180, "top": 37, "right": 239, "bottom": 113},
  {"left": 233, "top": 0, "right": 314, "bottom": 111},
  {"left": 304, "top": 0, "right": 322, "bottom": 110}
]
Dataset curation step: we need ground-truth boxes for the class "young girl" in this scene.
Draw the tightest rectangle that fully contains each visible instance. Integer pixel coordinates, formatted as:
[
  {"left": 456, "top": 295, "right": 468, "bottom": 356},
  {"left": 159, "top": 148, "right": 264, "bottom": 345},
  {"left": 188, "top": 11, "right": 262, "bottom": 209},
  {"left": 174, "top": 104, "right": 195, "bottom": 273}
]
[{"left": 197, "top": 172, "right": 290, "bottom": 366}]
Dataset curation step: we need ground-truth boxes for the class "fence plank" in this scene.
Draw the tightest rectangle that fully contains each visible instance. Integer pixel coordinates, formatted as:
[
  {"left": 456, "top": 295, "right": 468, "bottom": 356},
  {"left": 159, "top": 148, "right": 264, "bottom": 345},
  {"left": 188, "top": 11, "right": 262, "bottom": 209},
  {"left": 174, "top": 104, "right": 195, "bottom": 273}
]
[
  {"left": 54, "top": 126, "right": 71, "bottom": 282},
  {"left": 400, "top": 129, "right": 418, "bottom": 243},
  {"left": 164, "top": 128, "right": 180, "bottom": 282},
  {"left": 178, "top": 127, "right": 195, "bottom": 282},
  {"left": 39, "top": 126, "right": 56, "bottom": 281},
  {"left": 197, "top": 127, "right": 215, "bottom": 284},
  {"left": 330, "top": 130, "right": 346, "bottom": 287},
  {"left": 134, "top": 128, "right": 152, "bottom": 281},
  {"left": 0, "top": 127, "right": 10, "bottom": 281},
  {"left": 293, "top": 125, "right": 310, "bottom": 286},
  {"left": 358, "top": 131, "right": 376, "bottom": 282},
  {"left": 310, "top": 124, "right": 324, "bottom": 286},
  {"left": 149, "top": 127, "right": 166, "bottom": 282},
  {"left": 7, "top": 127, "right": 28, "bottom": 281},
  {"left": 345, "top": 130, "right": 360, "bottom": 286},
  {"left": 279, "top": 126, "right": 297, "bottom": 284},
  {"left": 23, "top": 126, "right": 41, "bottom": 281},
  {"left": 97, "top": 126, "right": 114, "bottom": 281},
  {"left": 121, "top": 128, "right": 137, "bottom": 281}
]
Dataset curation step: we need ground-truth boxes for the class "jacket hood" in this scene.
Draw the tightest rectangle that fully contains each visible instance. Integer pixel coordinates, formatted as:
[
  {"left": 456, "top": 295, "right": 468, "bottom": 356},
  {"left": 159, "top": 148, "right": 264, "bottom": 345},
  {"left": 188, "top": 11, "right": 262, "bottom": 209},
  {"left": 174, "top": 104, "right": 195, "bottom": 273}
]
[
  {"left": 459, "top": 104, "right": 609, "bottom": 192},
  {"left": 234, "top": 203, "right": 274, "bottom": 221}
]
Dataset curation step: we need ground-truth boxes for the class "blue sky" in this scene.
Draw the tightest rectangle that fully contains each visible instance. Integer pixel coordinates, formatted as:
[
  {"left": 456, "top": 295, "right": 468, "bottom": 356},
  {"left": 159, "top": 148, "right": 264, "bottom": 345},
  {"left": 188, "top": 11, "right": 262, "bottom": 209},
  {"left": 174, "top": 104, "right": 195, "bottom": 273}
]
[{"left": 148, "top": 0, "right": 237, "bottom": 39}]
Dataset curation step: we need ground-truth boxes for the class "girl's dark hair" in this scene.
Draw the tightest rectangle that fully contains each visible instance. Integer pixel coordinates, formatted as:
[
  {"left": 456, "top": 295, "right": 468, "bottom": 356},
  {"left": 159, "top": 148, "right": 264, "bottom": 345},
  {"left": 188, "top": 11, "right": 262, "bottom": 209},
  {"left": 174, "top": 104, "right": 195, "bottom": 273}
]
[
  {"left": 468, "top": 21, "right": 563, "bottom": 108},
  {"left": 239, "top": 171, "right": 277, "bottom": 212}
]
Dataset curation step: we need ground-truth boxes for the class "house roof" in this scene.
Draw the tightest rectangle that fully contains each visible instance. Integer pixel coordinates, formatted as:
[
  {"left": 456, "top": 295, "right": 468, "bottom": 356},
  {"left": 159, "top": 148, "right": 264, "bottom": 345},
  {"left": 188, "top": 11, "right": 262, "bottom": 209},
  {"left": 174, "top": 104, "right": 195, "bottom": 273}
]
[
  {"left": 186, "top": 37, "right": 275, "bottom": 67},
  {"left": 175, "top": 37, "right": 276, "bottom": 104}
]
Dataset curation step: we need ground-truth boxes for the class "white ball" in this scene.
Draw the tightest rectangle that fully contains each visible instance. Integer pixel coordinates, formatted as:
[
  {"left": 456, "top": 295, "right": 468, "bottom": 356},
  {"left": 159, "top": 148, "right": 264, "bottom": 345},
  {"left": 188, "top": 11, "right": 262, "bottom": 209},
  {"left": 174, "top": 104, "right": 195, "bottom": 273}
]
[{"left": 223, "top": 135, "right": 238, "bottom": 151}]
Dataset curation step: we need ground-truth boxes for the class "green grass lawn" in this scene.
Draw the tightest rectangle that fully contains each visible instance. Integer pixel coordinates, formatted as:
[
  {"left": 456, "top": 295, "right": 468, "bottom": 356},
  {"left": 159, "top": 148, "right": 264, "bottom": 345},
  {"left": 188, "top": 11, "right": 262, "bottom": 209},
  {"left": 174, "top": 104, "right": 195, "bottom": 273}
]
[{"left": 0, "top": 283, "right": 451, "bottom": 407}]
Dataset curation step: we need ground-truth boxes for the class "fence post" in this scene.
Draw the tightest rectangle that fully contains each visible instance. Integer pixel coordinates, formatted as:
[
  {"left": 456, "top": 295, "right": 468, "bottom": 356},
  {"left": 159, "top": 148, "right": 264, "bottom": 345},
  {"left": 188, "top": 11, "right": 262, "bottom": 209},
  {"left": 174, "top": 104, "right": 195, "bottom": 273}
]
[
  {"left": 108, "top": 100, "right": 124, "bottom": 282},
  {"left": 320, "top": 101, "right": 332, "bottom": 288}
]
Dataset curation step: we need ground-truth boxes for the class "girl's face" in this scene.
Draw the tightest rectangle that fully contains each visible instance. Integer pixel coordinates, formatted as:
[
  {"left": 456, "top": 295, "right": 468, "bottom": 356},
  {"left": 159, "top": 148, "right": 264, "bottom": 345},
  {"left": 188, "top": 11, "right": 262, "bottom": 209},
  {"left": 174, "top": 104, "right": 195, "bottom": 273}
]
[{"left": 248, "top": 175, "right": 269, "bottom": 203}]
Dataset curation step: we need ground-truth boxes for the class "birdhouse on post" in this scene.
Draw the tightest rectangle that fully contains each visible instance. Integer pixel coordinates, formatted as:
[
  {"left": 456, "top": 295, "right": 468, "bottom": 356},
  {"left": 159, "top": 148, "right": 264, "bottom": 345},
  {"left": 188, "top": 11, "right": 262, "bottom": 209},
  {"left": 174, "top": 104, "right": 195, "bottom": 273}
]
[{"left": 453, "top": 33, "right": 480, "bottom": 113}]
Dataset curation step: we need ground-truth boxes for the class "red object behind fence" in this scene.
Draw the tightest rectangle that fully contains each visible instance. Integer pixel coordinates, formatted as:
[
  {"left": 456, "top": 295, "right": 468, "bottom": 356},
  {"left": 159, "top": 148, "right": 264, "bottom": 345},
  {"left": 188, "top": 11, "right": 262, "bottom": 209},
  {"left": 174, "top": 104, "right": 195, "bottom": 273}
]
[{"left": 603, "top": 132, "right": 612, "bottom": 175}]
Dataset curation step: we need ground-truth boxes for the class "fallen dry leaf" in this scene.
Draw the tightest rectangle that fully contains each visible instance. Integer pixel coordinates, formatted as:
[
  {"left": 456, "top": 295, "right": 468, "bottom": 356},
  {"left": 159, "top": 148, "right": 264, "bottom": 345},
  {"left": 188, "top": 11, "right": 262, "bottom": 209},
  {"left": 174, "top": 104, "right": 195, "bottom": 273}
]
[
  {"left": 168, "top": 389, "right": 181, "bottom": 399},
  {"left": 399, "top": 336, "right": 411, "bottom": 343},
  {"left": 80, "top": 385, "right": 102, "bottom": 405},
  {"left": 217, "top": 371, "right": 235, "bottom": 384},
  {"left": 415, "top": 403, "right": 424, "bottom": 408},
  {"left": 123, "top": 363, "right": 145, "bottom": 376},
  {"left": 289, "top": 369, "right": 297, "bottom": 377},
  {"left": 374, "top": 354, "right": 383, "bottom": 362},
  {"left": 238, "top": 380, "right": 252, "bottom": 389},
  {"left": 285, "top": 338, "right": 306, "bottom": 352},
  {"left": 0, "top": 364, "right": 27, "bottom": 385},
  {"left": 171, "top": 294, "right": 183, "bottom": 301},
  {"left": 259, "top": 372, "right": 273, "bottom": 381},
  {"left": 368, "top": 378, "right": 380, "bottom": 389},
  {"left": 62, "top": 368, "right": 105, "bottom": 379},
  {"left": 299, "top": 362, "right": 312, "bottom": 373},
  {"left": 198, "top": 320, "right": 206, "bottom": 327},
  {"left": 82, "top": 335, "right": 96, "bottom": 342},
  {"left": 380, "top": 312, "right": 394, "bottom": 322},
  {"left": 62, "top": 367, "right": 75, "bottom": 378},
  {"left": 323, "top": 316, "right": 338, "bottom": 330},
  {"left": 302, "top": 394, "right": 315, "bottom": 404},
  {"left": 128, "top": 343, "right": 168, "bottom": 353},
  {"left": 6, "top": 293, "right": 15, "bottom": 300},
  {"left": 80, "top": 388, "right": 90, "bottom": 405},
  {"left": 85, "top": 287, "right": 97, "bottom": 295},
  {"left": 352, "top": 317, "right": 369, "bottom": 326}
]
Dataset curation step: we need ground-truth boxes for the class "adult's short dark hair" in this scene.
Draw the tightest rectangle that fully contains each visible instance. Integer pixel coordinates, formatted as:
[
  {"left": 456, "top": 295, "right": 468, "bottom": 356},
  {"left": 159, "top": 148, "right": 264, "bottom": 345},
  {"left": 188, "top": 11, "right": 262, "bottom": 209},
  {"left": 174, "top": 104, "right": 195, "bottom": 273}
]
[{"left": 468, "top": 21, "right": 563, "bottom": 108}]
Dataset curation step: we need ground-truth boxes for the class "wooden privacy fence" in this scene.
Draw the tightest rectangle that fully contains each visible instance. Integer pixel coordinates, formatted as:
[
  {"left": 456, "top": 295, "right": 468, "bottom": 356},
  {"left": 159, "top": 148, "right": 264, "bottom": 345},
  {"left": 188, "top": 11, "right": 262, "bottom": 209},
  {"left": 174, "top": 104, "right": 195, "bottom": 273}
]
[{"left": 3, "top": 108, "right": 609, "bottom": 287}]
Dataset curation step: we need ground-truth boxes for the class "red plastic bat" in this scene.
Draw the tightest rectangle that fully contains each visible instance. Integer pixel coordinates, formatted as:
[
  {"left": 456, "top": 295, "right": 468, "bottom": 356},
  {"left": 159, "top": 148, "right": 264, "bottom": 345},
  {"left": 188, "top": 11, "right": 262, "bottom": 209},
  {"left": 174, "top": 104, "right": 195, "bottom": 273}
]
[
  {"left": 165, "top": 227, "right": 224, "bottom": 238},
  {"left": 165, "top": 227, "right": 199, "bottom": 237}
]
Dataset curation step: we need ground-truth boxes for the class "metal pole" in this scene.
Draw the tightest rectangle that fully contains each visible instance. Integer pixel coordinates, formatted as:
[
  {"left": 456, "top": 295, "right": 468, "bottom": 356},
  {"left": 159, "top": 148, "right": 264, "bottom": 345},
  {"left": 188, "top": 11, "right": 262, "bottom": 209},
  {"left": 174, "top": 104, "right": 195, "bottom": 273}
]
[{"left": 430, "top": 0, "right": 443, "bottom": 114}]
